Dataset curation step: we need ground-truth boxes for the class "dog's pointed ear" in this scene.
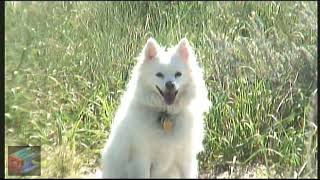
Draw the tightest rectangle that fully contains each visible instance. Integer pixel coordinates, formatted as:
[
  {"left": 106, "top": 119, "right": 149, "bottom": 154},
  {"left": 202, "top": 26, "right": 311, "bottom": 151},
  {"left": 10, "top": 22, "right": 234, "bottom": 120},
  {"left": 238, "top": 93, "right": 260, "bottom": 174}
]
[
  {"left": 176, "top": 38, "right": 193, "bottom": 62},
  {"left": 142, "top": 37, "right": 160, "bottom": 61}
]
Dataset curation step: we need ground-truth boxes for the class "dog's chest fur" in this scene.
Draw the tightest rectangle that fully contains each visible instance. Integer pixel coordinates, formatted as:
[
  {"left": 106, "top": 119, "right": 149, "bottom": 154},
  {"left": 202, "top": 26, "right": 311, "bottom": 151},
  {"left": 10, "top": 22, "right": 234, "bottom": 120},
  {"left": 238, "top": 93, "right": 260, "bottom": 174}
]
[
  {"left": 131, "top": 106, "right": 193, "bottom": 144},
  {"left": 127, "top": 106, "right": 195, "bottom": 176}
]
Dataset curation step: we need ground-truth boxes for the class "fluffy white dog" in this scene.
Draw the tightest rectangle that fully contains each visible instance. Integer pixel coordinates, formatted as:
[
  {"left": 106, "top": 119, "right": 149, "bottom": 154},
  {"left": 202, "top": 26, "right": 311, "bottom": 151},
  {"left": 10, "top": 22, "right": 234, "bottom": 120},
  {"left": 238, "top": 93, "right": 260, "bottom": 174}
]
[{"left": 101, "top": 37, "right": 211, "bottom": 178}]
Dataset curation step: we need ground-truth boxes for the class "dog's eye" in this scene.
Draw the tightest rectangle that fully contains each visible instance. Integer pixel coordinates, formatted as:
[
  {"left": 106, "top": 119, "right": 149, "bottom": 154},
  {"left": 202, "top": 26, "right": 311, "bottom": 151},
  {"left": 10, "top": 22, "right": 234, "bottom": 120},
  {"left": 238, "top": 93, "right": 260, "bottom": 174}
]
[
  {"left": 156, "top": 72, "right": 164, "bottom": 78},
  {"left": 175, "top": 72, "right": 182, "bottom": 78}
]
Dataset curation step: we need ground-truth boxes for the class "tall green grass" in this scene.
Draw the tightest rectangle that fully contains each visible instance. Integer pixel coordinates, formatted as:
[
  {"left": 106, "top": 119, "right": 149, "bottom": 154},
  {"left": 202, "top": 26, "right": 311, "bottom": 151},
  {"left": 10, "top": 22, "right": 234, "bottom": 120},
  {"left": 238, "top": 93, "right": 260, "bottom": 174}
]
[{"left": 5, "top": 1, "right": 317, "bottom": 178}]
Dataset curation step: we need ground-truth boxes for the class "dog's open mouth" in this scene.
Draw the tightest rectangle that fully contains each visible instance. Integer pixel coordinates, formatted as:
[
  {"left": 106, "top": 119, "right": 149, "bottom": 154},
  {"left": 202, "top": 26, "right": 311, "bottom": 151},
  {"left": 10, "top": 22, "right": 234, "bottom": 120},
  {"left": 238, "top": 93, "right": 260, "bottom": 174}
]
[{"left": 156, "top": 86, "right": 178, "bottom": 105}]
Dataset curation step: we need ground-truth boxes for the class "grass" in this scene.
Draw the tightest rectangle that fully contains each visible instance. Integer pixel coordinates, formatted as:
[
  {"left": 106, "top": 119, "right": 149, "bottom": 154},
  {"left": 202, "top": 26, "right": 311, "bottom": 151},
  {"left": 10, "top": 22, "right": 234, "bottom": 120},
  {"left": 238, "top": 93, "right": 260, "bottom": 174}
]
[{"left": 5, "top": 1, "right": 317, "bottom": 178}]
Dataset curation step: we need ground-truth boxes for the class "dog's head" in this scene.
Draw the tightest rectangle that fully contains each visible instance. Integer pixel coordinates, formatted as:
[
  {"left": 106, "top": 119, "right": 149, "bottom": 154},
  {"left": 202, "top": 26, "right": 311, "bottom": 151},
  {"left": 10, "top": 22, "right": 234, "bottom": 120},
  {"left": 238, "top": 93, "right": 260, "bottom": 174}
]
[{"left": 135, "top": 37, "right": 200, "bottom": 109}]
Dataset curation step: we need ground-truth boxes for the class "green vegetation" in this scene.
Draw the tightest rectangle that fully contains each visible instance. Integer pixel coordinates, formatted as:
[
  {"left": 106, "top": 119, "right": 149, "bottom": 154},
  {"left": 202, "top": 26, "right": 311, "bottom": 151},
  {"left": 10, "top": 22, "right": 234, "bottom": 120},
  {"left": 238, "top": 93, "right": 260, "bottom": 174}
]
[{"left": 5, "top": 1, "right": 317, "bottom": 178}]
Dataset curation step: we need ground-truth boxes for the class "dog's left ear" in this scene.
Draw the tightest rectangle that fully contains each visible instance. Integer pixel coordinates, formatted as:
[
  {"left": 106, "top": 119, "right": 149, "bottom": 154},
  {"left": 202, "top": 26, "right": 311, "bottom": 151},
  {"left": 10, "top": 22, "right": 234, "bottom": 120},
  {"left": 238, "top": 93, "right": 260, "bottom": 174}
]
[
  {"left": 142, "top": 37, "right": 160, "bottom": 62},
  {"left": 176, "top": 38, "right": 194, "bottom": 62}
]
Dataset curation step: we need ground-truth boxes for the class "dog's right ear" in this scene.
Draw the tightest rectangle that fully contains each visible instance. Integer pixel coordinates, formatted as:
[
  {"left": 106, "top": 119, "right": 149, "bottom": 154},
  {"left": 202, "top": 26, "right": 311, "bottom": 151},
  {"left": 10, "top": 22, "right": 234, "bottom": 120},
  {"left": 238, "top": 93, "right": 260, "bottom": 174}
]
[{"left": 142, "top": 37, "right": 160, "bottom": 62}]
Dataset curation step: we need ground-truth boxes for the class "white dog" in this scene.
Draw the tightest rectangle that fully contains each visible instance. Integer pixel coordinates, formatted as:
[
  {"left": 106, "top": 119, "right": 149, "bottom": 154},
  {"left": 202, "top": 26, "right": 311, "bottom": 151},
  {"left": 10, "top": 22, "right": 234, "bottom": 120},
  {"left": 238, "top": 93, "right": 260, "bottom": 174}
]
[{"left": 101, "top": 37, "right": 211, "bottom": 178}]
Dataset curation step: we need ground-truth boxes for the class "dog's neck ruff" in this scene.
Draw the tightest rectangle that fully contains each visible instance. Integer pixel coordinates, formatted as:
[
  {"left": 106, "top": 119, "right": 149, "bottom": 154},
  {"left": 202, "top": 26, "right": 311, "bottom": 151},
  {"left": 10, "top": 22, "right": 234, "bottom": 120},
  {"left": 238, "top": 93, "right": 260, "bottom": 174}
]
[{"left": 158, "top": 112, "right": 174, "bottom": 134}]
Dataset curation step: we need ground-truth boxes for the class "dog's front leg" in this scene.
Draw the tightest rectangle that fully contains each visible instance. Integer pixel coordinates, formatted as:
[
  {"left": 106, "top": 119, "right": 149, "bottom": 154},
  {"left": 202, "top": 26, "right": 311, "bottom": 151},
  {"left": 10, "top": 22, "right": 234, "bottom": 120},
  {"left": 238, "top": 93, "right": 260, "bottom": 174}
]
[
  {"left": 127, "top": 156, "right": 151, "bottom": 178},
  {"left": 179, "top": 154, "right": 198, "bottom": 178}
]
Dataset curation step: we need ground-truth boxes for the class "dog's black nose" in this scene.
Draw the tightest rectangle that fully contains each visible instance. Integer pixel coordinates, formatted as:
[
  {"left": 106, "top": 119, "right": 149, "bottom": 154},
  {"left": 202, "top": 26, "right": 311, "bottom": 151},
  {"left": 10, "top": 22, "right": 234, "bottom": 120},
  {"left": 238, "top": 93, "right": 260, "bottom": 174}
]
[{"left": 165, "top": 81, "right": 175, "bottom": 90}]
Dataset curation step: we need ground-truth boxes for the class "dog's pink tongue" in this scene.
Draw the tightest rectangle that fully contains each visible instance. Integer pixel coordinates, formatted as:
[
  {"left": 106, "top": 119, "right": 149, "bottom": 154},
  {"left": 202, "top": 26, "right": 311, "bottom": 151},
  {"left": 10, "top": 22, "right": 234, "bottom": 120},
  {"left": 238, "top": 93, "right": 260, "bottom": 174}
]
[{"left": 163, "top": 91, "right": 176, "bottom": 105}]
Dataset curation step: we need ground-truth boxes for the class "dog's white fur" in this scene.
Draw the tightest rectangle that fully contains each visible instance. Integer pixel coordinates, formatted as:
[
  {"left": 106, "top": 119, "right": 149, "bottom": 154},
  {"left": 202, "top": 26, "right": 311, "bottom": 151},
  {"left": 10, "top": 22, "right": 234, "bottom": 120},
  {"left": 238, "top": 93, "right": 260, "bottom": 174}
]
[{"left": 101, "top": 38, "right": 211, "bottom": 178}]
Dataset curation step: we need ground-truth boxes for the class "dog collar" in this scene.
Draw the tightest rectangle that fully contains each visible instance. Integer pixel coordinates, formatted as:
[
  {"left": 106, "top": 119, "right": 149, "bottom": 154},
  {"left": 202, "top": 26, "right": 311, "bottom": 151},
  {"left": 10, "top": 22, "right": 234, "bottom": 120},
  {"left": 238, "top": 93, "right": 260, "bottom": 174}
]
[{"left": 158, "top": 112, "right": 173, "bottom": 134}]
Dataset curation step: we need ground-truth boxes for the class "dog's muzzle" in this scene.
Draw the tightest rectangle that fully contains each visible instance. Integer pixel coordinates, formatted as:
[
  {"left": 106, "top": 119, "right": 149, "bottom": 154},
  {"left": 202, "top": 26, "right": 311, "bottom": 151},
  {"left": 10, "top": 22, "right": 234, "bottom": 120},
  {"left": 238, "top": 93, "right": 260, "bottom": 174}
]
[{"left": 156, "top": 83, "right": 178, "bottom": 105}]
